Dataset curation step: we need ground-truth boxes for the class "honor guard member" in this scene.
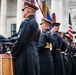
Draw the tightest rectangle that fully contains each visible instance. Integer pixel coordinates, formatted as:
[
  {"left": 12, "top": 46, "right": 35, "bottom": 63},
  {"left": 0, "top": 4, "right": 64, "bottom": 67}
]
[
  {"left": 51, "top": 23, "right": 65, "bottom": 75},
  {"left": 72, "top": 39, "right": 76, "bottom": 75},
  {"left": 59, "top": 31, "right": 71, "bottom": 75},
  {"left": 72, "top": 39, "right": 76, "bottom": 54},
  {"left": 11, "top": 1, "right": 40, "bottom": 75},
  {"left": 59, "top": 30, "right": 67, "bottom": 51},
  {"left": 65, "top": 36, "right": 76, "bottom": 75},
  {"left": 38, "top": 18, "right": 54, "bottom": 75}
]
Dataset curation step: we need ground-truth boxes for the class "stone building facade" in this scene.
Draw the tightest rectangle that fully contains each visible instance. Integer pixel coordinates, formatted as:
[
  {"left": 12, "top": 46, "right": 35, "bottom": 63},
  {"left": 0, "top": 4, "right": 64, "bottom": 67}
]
[{"left": 0, "top": 0, "right": 76, "bottom": 38}]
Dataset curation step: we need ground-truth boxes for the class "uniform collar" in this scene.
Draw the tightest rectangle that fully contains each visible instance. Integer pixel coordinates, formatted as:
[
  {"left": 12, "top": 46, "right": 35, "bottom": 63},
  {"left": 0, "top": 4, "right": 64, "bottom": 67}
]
[{"left": 27, "top": 15, "right": 34, "bottom": 18}]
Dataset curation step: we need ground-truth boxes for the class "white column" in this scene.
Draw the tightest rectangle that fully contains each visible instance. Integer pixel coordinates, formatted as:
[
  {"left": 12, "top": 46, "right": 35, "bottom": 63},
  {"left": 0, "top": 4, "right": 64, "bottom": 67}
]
[
  {"left": 51, "top": 0, "right": 64, "bottom": 31},
  {"left": 57, "top": 0, "right": 64, "bottom": 31},
  {"left": 17, "top": 0, "right": 23, "bottom": 32},
  {"left": 0, "top": 0, "right": 7, "bottom": 37},
  {"left": 51, "top": 0, "right": 58, "bottom": 20},
  {"left": 64, "top": 0, "right": 70, "bottom": 32},
  {"left": 0, "top": 1, "right": 1, "bottom": 24}
]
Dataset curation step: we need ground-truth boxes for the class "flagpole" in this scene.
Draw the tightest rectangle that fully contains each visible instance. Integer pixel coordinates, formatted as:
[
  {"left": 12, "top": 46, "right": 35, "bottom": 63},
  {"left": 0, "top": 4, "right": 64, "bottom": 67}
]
[
  {"left": 68, "top": 0, "right": 72, "bottom": 14},
  {"left": 37, "top": 1, "right": 43, "bottom": 15},
  {"left": 68, "top": 0, "right": 74, "bottom": 40}
]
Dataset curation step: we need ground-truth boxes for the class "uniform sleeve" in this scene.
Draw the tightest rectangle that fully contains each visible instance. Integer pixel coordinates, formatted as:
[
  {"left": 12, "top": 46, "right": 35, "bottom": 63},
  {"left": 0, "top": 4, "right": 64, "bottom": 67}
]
[
  {"left": 38, "top": 32, "right": 46, "bottom": 52},
  {"left": 57, "top": 33, "right": 63, "bottom": 49},
  {"left": 11, "top": 21, "right": 30, "bottom": 58},
  {"left": 61, "top": 39, "right": 67, "bottom": 51}
]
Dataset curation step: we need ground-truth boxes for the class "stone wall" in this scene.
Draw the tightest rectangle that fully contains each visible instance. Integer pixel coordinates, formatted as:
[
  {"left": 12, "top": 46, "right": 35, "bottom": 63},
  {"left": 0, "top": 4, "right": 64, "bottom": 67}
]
[{"left": 0, "top": 0, "right": 76, "bottom": 37}]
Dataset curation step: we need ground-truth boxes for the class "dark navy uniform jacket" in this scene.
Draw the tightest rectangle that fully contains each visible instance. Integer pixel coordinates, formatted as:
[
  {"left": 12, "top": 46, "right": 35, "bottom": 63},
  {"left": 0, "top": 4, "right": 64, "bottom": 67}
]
[
  {"left": 11, "top": 15, "right": 40, "bottom": 75},
  {"left": 38, "top": 29, "right": 55, "bottom": 52}
]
